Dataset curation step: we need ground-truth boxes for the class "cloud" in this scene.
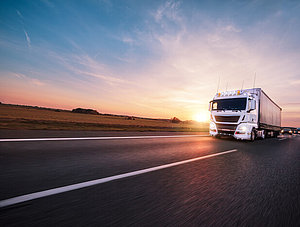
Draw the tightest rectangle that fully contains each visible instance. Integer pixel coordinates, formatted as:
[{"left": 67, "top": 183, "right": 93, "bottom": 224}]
[
  {"left": 16, "top": 10, "right": 23, "bottom": 19},
  {"left": 15, "top": 9, "right": 32, "bottom": 48},
  {"left": 11, "top": 72, "right": 26, "bottom": 79},
  {"left": 31, "top": 78, "right": 45, "bottom": 86},
  {"left": 110, "top": 0, "right": 300, "bottom": 120},
  {"left": 122, "top": 37, "right": 134, "bottom": 45},
  {"left": 9, "top": 72, "right": 44, "bottom": 86},
  {"left": 48, "top": 51, "right": 136, "bottom": 86},
  {"left": 223, "top": 25, "right": 241, "bottom": 33},
  {"left": 23, "top": 29, "right": 31, "bottom": 48},
  {"left": 80, "top": 71, "right": 130, "bottom": 85},
  {"left": 153, "top": 0, "right": 181, "bottom": 23}
]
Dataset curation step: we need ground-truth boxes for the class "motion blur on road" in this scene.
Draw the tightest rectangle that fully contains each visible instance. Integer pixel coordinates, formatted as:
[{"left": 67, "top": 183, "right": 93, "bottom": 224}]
[{"left": 0, "top": 130, "right": 299, "bottom": 226}]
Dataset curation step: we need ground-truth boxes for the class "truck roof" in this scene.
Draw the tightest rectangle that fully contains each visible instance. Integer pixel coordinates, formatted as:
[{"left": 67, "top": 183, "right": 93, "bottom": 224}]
[{"left": 214, "top": 88, "right": 282, "bottom": 111}]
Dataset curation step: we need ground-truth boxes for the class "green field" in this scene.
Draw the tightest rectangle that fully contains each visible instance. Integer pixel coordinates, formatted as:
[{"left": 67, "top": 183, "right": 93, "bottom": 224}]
[{"left": 0, "top": 104, "right": 209, "bottom": 131}]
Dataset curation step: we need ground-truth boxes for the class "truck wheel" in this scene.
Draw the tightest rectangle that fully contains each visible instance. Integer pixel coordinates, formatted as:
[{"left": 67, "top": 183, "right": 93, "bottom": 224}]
[
  {"left": 261, "top": 130, "right": 266, "bottom": 139},
  {"left": 250, "top": 130, "right": 255, "bottom": 142}
]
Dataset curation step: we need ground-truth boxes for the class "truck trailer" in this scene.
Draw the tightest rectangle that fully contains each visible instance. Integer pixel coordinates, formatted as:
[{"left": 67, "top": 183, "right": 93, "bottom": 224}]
[{"left": 209, "top": 88, "right": 281, "bottom": 141}]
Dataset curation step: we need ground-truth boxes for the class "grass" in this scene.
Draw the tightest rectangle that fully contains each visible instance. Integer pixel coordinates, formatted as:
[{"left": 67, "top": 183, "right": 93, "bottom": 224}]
[{"left": 0, "top": 104, "right": 209, "bottom": 132}]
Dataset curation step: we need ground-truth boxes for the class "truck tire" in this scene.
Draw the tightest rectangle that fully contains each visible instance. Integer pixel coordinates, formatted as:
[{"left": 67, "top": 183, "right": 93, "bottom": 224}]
[
  {"left": 261, "top": 130, "right": 266, "bottom": 139},
  {"left": 250, "top": 129, "right": 255, "bottom": 142}
]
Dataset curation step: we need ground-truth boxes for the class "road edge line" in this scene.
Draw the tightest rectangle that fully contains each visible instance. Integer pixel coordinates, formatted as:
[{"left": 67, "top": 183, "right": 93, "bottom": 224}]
[{"left": 0, "top": 134, "right": 209, "bottom": 142}]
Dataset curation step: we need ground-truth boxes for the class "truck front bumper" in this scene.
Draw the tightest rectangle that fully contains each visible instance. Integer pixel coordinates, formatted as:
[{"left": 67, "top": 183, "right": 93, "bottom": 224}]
[
  {"left": 211, "top": 130, "right": 251, "bottom": 140},
  {"left": 233, "top": 132, "right": 251, "bottom": 140},
  {"left": 209, "top": 129, "right": 218, "bottom": 136},
  {"left": 210, "top": 122, "right": 253, "bottom": 140}
]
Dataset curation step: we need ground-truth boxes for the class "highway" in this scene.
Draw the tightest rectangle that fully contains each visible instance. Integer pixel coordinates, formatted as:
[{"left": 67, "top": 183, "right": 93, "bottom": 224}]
[{"left": 0, "top": 130, "right": 299, "bottom": 226}]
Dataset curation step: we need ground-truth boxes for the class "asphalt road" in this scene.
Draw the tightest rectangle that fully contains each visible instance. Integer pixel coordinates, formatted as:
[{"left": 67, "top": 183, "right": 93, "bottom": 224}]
[{"left": 0, "top": 130, "right": 299, "bottom": 226}]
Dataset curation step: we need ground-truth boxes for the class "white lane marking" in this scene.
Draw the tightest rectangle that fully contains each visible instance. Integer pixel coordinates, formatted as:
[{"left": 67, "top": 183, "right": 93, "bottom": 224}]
[
  {"left": 0, "top": 134, "right": 208, "bottom": 142},
  {"left": 0, "top": 149, "right": 237, "bottom": 208},
  {"left": 278, "top": 138, "right": 287, "bottom": 141}
]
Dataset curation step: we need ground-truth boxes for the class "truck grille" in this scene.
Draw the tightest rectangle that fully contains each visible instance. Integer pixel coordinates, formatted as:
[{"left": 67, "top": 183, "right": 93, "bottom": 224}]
[
  {"left": 216, "top": 124, "right": 237, "bottom": 135},
  {"left": 215, "top": 115, "right": 240, "bottom": 123}
]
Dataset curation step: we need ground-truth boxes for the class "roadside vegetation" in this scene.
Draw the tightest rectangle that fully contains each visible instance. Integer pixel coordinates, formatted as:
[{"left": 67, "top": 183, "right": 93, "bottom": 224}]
[{"left": 0, "top": 104, "right": 209, "bottom": 132}]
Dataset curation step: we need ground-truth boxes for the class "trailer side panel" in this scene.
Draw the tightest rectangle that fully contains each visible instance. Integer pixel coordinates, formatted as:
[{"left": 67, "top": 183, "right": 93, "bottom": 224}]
[{"left": 259, "top": 91, "right": 281, "bottom": 129}]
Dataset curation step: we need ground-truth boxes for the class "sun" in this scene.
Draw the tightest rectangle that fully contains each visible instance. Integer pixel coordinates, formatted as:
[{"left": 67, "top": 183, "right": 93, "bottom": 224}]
[{"left": 193, "top": 112, "right": 209, "bottom": 122}]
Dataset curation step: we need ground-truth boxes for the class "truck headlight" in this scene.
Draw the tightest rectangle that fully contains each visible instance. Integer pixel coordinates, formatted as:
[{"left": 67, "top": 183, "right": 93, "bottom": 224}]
[
  {"left": 239, "top": 126, "right": 247, "bottom": 132},
  {"left": 210, "top": 122, "right": 217, "bottom": 132},
  {"left": 236, "top": 125, "right": 248, "bottom": 134},
  {"left": 210, "top": 122, "right": 216, "bottom": 130}
]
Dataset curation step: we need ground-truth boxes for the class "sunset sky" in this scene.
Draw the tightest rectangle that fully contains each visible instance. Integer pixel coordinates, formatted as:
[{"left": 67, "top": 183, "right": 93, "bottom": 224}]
[{"left": 0, "top": 0, "right": 299, "bottom": 126}]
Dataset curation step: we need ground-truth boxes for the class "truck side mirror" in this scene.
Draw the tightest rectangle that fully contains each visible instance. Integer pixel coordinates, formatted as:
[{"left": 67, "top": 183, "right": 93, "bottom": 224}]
[
  {"left": 248, "top": 99, "right": 256, "bottom": 112},
  {"left": 250, "top": 100, "right": 256, "bottom": 110},
  {"left": 208, "top": 101, "right": 212, "bottom": 111},
  {"left": 247, "top": 99, "right": 256, "bottom": 112}
]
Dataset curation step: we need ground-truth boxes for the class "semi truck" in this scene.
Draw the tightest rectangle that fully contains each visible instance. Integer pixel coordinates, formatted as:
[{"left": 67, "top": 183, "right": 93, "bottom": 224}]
[{"left": 209, "top": 88, "right": 281, "bottom": 141}]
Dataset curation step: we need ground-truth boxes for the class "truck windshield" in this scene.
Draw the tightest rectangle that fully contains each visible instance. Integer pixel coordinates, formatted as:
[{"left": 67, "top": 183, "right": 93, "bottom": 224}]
[{"left": 212, "top": 98, "right": 247, "bottom": 111}]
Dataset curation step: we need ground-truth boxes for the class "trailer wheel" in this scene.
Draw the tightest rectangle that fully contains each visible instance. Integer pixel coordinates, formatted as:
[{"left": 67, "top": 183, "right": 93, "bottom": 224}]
[
  {"left": 250, "top": 129, "right": 255, "bottom": 142},
  {"left": 261, "top": 130, "right": 266, "bottom": 139}
]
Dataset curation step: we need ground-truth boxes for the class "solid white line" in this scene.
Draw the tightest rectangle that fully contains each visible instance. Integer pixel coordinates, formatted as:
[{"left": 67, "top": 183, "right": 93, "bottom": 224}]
[
  {"left": 0, "top": 134, "right": 209, "bottom": 142},
  {"left": 0, "top": 149, "right": 237, "bottom": 208},
  {"left": 278, "top": 138, "right": 287, "bottom": 141}
]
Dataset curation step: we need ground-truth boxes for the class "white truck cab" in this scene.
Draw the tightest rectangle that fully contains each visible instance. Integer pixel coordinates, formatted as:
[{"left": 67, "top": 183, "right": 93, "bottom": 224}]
[{"left": 209, "top": 88, "right": 281, "bottom": 141}]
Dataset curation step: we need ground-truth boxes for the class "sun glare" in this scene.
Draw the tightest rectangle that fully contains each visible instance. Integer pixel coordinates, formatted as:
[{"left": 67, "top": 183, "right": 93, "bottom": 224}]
[{"left": 193, "top": 112, "right": 209, "bottom": 122}]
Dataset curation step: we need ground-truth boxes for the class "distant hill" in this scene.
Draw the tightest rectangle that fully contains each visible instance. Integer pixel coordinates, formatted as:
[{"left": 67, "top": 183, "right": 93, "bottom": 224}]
[
  {"left": 72, "top": 108, "right": 99, "bottom": 115},
  {"left": 0, "top": 102, "right": 173, "bottom": 121},
  {"left": 0, "top": 102, "right": 209, "bottom": 131}
]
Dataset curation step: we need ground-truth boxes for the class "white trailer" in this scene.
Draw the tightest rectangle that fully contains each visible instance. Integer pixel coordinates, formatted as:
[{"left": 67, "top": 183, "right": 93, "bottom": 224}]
[{"left": 209, "top": 88, "right": 281, "bottom": 141}]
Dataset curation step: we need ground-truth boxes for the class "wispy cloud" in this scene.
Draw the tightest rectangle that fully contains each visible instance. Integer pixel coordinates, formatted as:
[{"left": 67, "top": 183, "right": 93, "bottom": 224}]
[
  {"left": 223, "top": 25, "right": 241, "bottom": 33},
  {"left": 121, "top": 37, "right": 135, "bottom": 45},
  {"left": 16, "top": 10, "right": 23, "bottom": 19},
  {"left": 153, "top": 0, "right": 182, "bottom": 23},
  {"left": 31, "top": 78, "right": 45, "bottom": 86},
  {"left": 10, "top": 72, "right": 26, "bottom": 79},
  {"left": 15, "top": 9, "right": 31, "bottom": 48},
  {"left": 23, "top": 29, "right": 31, "bottom": 48},
  {"left": 9, "top": 72, "right": 44, "bottom": 86},
  {"left": 48, "top": 51, "right": 135, "bottom": 86}
]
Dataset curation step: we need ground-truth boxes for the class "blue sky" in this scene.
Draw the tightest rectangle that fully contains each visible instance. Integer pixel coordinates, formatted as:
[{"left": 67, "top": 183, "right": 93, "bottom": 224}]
[{"left": 0, "top": 0, "right": 300, "bottom": 125}]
